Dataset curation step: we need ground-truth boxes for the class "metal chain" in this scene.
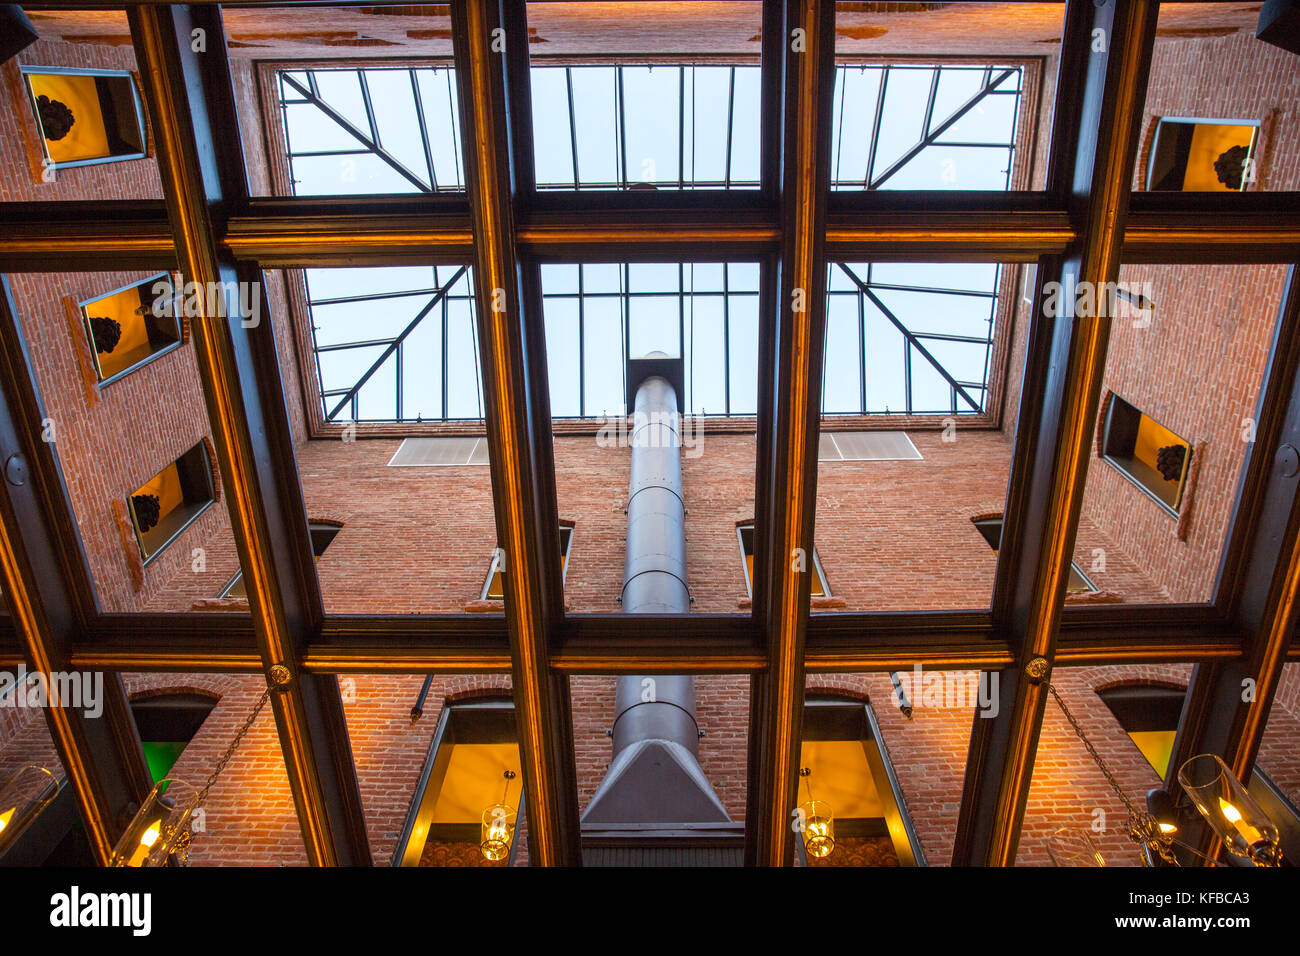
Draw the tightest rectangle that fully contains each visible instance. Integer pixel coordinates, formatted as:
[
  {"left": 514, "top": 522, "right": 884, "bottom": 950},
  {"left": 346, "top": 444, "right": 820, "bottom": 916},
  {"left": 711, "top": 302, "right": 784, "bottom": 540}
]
[
  {"left": 1047, "top": 682, "right": 1179, "bottom": 865},
  {"left": 197, "top": 686, "right": 273, "bottom": 807},
  {"left": 164, "top": 676, "right": 283, "bottom": 867}
]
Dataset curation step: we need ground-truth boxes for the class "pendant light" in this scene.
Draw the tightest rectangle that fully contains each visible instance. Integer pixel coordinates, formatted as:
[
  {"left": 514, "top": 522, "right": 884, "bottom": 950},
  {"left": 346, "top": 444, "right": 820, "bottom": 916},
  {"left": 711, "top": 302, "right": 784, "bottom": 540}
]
[
  {"left": 0, "top": 765, "right": 58, "bottom": 853},
  {"left": 480, "top": 769, "right": 517, "bottom": 863},
  {"left": 1178, "top": 754, "right": 1286, "bottom": 867},
  {"left": 798, "top": 766, "right": 835, "bottom": 859}
]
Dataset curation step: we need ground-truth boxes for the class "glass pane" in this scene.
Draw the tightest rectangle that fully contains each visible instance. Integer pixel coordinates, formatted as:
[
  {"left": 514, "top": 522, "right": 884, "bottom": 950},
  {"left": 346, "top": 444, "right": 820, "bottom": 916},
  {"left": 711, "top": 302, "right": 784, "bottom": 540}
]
[
  {"left": 527, "top": 2, "right": 763, "bottom": 191},
  {"left": 832, "top": 2, "right": 1066, "bottom": 191},
  {"left": 223, "top": 5, "right": 462, "bottom": 197},
  {"left": 6, "top": 270, "right": 239, "bottom": 614},
  {"left": 540, "top": 261, "right": 761, "bottom": 419},
  {"left": 815, "top": 260, "right": 1024, "bottom": 611}
]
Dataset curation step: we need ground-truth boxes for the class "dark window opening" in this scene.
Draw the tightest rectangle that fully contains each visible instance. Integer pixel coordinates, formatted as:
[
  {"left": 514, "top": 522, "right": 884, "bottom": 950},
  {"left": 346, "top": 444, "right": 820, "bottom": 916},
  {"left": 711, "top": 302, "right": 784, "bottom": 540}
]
[
  {"left": 128, "top": 442, "right": 215, "bottom": 563},
  {"left": 972, "top": 516, "right": 1096, "bottom": 594},
  {"left": 79, "top": 273, "right": 183, "bottom": 385},
  {"left": 1101, "top": 395, "right": 1191, "bottom": 515},
  {"left": 482, "top": 525, "right": 572, "bottom": 601},
  {"left": 221, "top": 522, "right": 341, "bottom": 598},
  {"left": 131, "top": 693, "right": 218, "bottom": 783},
  {"left": 738, "top": 523, "right": 830, "bottom": 599},
  {"left": 22, "top": 67, "right": 147, "bottom": 168}
]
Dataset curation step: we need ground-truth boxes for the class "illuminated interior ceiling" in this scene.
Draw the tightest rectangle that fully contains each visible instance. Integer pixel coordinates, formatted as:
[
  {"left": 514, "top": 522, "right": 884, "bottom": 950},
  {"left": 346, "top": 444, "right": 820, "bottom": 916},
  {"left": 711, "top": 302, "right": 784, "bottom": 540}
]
[
  {"left": 430, "top": 743, "right": 523, "bottom": 824},
  {"left": 799, "top": 740, "right": 885, "bottom": 819}
]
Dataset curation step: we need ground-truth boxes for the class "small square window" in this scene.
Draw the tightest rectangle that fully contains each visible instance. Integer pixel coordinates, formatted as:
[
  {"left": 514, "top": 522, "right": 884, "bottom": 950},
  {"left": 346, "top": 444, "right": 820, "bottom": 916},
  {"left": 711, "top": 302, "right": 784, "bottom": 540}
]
[
  {"left": 127, "top": 442, "right": 215, "bottom": 563},
  {"left": 1146, "top": 118, "right": 1259, "bottom": 192},
  {"left": 737, "top": 523, "right": 829, "bottom": 599},
  {"left": 79, "top": 274, "right": 183, "bottom": 385},
  {"left": 1101, "top": 396, "right": 1191, "bottom": 516},
  {"left": 972, "top": 517, "right": 1095, "bottom": 595},
  {"left": 22, "top": 67, "right": 147, "bottom": 169},
  {"left": 220, "top": 523, "right": 341, "bottom": 598},
  {"left": 481, "top": 526, "right": 572, "bottom": 601}
]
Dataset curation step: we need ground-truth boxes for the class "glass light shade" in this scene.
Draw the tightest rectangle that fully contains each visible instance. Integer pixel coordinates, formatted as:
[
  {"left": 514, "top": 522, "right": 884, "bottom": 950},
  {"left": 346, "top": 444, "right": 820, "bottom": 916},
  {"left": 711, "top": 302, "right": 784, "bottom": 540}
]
[
  {"left": 1045, "top": 827, "right": 1107, "bottom": 867},
  {"left": 110, "top": 778, "right": 199, "bottom": 867},
  {"left": 1178, "top": 754, "right": 1281, "bottom": 865},
  {"left": 0, "top": 765, "right": 58, "bottom": 852},
  {"left": 480, "top": 803, "right": 516, "bottom": 862},
  {"left": 800, "top": 800, "right": 835, "bottom": 859}
]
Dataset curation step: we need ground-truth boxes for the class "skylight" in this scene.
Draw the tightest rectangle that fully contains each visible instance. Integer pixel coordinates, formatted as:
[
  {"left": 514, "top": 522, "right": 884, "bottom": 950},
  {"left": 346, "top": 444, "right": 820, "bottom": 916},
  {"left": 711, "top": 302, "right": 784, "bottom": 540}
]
[
  {"left": 278, "top": 67, "right": 465, "bottom": 195},
  {"left": 824, "top": 261, "right": 1001, "bottom": 415},
  {"left": 303, "top": 261, "right": 1002, "bottom": 425},
  {"left": 531, "top": 65, "right": 762, "bottom": 190},
  {"left": 274, "top": 62, "right": 1023, "bottom": 195},
  {"left": 307, "top": 265, "right": 480, "bottom": 422},
  {"left": 541, "top": 262, "right": 760, "bottom": 417},
  {"left": 831, "top": 64, "right": 1022, "bottom": 190}
]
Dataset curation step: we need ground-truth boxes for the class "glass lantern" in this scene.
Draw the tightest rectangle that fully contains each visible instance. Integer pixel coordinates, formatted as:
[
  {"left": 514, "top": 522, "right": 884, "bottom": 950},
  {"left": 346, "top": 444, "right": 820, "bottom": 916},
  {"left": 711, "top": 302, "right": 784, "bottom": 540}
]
[
  {"left": 800, "top": 799, "right": 835, "bottom": 859},
  {"left": 110, "top": 778, "right": 200, "bottom": 867},
  {"left": 1178, "top": 754, "right": 1282, "bottom": 866},
  {"left": 0, "top": 765, "right": 58, "bottom": 852},
  {"left": 480, "top": 803, "right": 516, "bottom": 863}
]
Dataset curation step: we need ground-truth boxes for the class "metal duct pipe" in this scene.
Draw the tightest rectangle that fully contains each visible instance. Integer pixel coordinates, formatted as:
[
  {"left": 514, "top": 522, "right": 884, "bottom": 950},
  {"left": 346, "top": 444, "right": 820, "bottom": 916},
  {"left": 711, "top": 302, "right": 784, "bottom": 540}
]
[{"left": 581, "top": 356, "right": 730, "bottom": 826}]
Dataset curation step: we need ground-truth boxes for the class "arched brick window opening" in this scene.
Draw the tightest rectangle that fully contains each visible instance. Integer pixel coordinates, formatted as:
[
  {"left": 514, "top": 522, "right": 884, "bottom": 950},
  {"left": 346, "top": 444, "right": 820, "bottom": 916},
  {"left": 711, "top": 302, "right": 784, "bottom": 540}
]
[
  {"left": 797, "top": 693, "right": 924, "bottom": 867},
  {"left": 394, "top": 696, "right": 521, "bottom": 868}
]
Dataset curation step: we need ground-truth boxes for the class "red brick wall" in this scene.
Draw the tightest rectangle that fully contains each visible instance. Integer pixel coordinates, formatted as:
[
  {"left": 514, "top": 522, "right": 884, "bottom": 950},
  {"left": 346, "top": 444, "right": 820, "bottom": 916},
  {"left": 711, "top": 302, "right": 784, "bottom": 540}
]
[
  {"left": 1080, "top": 263, "right": 1286, "bottom": 603},
  {"left": 1, "top": 32, "right": 163, "bottom": 202},
  {"left": 8, "top": 271, "right": 231, "bottom": 612}
]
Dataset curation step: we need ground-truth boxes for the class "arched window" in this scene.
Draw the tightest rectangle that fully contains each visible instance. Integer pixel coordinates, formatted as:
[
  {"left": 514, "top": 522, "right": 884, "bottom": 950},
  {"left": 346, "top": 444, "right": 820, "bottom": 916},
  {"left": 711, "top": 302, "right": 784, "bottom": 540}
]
[
  {"left": 395, "top": 697, "right": 522, "bottom": 867},
  {"left": 131, "top": 692, "right": 218, "bottom": 783},
  {"left": 797, "top": 694, "right": 922, "bottom": 866}
]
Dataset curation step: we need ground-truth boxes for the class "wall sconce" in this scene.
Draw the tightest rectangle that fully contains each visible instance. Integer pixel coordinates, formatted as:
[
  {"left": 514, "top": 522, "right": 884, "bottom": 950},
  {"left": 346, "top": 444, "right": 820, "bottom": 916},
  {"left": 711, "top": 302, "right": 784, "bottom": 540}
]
[
  {"left": 480, "top": 769, "right": 517, "bottom": 863},
  {"left": 110, "top": 778, "right": 200, "bottom": 867},
  {"left": 1178, "top": 754, "right": 1286, "bottom": 867},
  {"left": 799, "top": 767, "right": 835, "bottom": 859},
  {"left": 0, "top": 765, "right": 58, "bottom": 853}
]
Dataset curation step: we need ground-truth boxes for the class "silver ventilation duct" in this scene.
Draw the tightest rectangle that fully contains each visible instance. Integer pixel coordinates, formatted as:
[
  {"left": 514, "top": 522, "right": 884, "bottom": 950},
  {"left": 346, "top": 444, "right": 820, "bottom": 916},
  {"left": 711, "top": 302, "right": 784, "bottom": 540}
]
[{"left": 580, "top": 355, "right": 730, "bottom": 827}]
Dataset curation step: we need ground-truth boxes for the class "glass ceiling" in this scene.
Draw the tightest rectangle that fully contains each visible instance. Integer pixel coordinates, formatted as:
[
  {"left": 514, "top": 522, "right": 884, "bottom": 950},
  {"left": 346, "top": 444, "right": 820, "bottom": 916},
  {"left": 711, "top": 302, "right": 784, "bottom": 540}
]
[
  {"left": 276, "top": 62, "right": 1021, "bottom": 194},
  {"left": 303, "top": 259, "right": 1001, "bottom": 423},
  {"left": 286, "top": 58, "right": 1017, "bottom": 423}
]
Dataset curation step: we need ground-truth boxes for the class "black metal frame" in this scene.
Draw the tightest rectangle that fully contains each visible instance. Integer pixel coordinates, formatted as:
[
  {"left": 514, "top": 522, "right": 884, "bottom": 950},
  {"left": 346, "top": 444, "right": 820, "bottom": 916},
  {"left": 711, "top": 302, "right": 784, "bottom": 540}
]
[{"left": 0, "top": 0, "right": 1296, "bottom": 867}]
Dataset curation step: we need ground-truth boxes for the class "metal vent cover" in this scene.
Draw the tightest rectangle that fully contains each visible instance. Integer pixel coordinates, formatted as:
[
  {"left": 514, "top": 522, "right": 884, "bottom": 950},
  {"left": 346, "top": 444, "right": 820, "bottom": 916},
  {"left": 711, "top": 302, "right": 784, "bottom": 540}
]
[
  {"left": 387, "top": 436, "right": 490, "bottom": 466},
  {"left": 819, "top": 431, "right": 922, "bottom": 461}
]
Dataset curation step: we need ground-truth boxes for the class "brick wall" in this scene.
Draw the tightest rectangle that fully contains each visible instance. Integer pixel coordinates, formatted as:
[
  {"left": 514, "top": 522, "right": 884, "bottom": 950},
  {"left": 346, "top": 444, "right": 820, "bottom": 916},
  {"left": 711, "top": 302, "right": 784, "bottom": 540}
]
[
  {"left": 1, "top": 31, "right": 163, "bottom": 202},
  {"left": 3, "top": 5, "right": 1298, "bottom": 869}
]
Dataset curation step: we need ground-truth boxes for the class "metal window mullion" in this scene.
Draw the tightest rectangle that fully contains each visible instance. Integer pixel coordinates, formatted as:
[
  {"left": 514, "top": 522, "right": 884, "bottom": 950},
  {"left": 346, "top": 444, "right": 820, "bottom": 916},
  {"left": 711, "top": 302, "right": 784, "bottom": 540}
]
[{"left": 409, "top": 68, "right": 439, "bottom": 191}]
